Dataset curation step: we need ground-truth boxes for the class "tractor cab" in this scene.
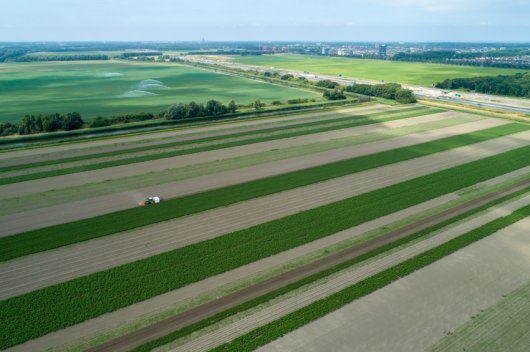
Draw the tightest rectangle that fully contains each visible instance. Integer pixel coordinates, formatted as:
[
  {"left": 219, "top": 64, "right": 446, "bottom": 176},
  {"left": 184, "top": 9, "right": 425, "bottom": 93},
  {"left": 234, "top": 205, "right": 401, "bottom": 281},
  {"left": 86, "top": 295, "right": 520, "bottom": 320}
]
[{"left": 139, "top": 196, "right": 161, "bottom": 206}]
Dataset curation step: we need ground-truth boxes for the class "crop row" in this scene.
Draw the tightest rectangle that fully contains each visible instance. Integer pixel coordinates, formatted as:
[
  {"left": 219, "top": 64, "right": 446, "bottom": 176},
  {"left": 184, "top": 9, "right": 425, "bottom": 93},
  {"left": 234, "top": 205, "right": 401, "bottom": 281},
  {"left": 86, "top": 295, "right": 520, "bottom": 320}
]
[
  {"left": 130, "top": 185, "right": 530, "bottom": 352},
  {"left": 2, "top": 122, "right": 526, "bottom": 261},
  {"left": 0, "top": 105, "right": 430, "bottom": 176},
  {"left": 1, "top": 144, "right": 529, "bottom": 348},
  {"left": 211, "top": 203, "right": 530, "bottom": 352}
]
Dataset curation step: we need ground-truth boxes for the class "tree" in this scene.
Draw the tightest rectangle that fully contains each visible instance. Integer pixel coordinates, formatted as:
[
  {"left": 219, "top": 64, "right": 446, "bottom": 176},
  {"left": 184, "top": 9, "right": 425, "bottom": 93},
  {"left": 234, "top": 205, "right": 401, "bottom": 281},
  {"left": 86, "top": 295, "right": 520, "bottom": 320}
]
[
  {"left": 187, "top": 101, "right": 203, "bottom": 118},
  {"left": 62, "top": 112, "right": 84, "bottom": 131},
  {"left": 205, "top": 100, "right": 227, "bottom": 116},
  {"left": 228, "top": 100, "right": 238, "bottom": 113},
  {"left": 395, "top": 88, "right": 417, "bottom": 104},
  {"left": 254, "top": 100, "right": 265, "bottom": 110},
  {"left": 316, "top": 80, "right": 338, "bottom": 89},
  {"left": 89, "top": 116, "right": 112, "bottom": 128},
  {"left": 41, "top": 113, "right": 63, "bottom": 132},
  {"left": 323, "top": 89, "right": 346, "bottom": 100},
  {"left": 0, "top": 122, "right": 18, "bottom": 136},
  {"left": 18, "top": 115, "right": 40, "bottom": 135},
  {"left": 281, "top": 74, "right": 294, "bottom": 80},
  {"left": 165, "top": 103, "right": 187, "bottom": 119}
]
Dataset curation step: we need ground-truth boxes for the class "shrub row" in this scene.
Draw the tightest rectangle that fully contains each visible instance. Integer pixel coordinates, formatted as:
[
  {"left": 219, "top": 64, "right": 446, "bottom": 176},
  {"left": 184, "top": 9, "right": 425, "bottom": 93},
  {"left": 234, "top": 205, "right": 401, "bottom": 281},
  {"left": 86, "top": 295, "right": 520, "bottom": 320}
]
[
  {"left": 346, "top": 83, "right": 417, "bottom": 103},
  {"left": 1, "top": 144, "right": 529, "bottom": 348}
]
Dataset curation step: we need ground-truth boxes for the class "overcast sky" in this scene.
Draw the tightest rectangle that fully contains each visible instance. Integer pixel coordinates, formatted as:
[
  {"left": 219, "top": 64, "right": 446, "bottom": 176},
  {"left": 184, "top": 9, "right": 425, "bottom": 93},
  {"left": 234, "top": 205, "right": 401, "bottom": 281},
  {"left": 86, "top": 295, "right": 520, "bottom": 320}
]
[{"left": 1, "top": 0, "right": 529, "bottom": 42}]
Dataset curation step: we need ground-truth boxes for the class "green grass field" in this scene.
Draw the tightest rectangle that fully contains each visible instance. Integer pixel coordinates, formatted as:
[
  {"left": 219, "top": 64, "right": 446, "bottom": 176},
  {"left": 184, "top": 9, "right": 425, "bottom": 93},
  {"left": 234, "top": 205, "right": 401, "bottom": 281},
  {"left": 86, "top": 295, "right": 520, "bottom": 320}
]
[
  {"left": 233, "top": 54, "right": 527, "bottom": 86},
  {"left": 0, "top": 60, "right": 320, "bottom": 122}
]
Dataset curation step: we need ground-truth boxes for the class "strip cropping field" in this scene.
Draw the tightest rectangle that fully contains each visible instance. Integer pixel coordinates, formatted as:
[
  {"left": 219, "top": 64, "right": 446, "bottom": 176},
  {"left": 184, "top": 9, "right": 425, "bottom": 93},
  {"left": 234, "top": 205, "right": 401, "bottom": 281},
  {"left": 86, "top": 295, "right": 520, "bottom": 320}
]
[{"left": 1, "top": 103, "right": 529, "bottom": 352}]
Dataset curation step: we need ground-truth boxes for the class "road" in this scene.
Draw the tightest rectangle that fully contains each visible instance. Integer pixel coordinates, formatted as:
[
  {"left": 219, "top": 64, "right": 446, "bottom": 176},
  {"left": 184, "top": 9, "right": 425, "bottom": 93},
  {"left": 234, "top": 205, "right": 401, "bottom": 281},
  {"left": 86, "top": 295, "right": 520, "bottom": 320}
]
[
  {"left": 86, "top": 178, "right": 530, "bottom": 352},
  {"left": 185, "top": 56, "right": 530, "bottom": 115}
]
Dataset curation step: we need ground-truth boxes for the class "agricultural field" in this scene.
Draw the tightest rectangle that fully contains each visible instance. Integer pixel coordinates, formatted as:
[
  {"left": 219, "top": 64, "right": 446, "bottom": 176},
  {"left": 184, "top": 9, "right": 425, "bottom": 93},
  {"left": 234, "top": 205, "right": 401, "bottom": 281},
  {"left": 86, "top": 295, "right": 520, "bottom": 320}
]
[
  {"left": 1, "top": 102, "right": 529, "bottom": 352},
  {"left": 0, "top": 60, "right": 320, "bottom": 121},
  {"left": 233, "top": 54, "right": 527, "bottom": 86}
]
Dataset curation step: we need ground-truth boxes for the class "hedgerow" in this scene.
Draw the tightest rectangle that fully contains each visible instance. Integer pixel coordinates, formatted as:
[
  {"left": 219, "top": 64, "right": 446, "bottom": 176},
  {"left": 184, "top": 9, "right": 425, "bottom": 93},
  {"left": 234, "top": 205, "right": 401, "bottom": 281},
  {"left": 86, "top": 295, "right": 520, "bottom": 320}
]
[
  {"left": 1, "top": 144, "right": 529, "bottom": 348},
  {"left": 1, "top": 122, "right": 526, "bottom": 261}
]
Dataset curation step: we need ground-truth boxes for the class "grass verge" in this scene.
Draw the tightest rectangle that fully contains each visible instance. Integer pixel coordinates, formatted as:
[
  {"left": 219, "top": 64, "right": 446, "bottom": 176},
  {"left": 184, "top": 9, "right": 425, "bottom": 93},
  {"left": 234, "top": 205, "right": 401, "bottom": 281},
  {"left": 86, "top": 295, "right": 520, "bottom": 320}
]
[
  {"left": 1, "top": 122, "right": 527, "bottom": 261},
  {"left": 0, "top": 145, "right": 529, "bottom": 349}
]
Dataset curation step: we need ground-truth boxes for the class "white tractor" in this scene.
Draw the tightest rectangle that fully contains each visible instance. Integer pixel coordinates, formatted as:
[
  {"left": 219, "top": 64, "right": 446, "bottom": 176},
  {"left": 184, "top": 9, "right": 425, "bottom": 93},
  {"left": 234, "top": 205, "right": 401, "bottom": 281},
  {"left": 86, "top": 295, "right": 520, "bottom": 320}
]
[{"left": 139, "top": 196, "right": 161, "bottom": 206}]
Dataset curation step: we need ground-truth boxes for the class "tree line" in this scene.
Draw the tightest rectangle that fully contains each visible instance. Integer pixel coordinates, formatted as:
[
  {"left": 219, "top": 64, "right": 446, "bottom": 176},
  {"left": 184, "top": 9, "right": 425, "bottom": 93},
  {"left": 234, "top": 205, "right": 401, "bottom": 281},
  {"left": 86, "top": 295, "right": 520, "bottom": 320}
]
[
  {"left": 14, "top": 55, "right": 110, "bottom": 62},
  {"left": 346, "top": 82, "right": 416, "bottom": 103},
  {"left": 435, "top": 73, "right": 530, "bottom": 98},
  {"left": 0, "top": 112, "right": 84, "bottom": 136},
  {"left": 391, "top": 50, "right": 530, "bottom": 69},
  {"left": 2, "top": 97, "right": 315, "bottom": 137}
]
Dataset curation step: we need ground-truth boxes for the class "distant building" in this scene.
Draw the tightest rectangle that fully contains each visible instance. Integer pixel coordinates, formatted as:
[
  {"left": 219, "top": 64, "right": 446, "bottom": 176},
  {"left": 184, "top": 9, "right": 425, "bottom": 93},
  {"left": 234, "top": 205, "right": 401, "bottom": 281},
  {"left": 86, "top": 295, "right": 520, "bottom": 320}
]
[{"left": 379, "top": 44, "right": 387, "bottom": 58}]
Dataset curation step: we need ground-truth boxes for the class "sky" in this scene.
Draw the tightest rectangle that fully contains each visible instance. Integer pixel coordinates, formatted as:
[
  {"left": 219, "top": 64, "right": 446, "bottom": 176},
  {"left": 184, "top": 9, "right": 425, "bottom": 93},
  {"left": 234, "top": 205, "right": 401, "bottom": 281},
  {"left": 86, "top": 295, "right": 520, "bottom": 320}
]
[{"left": 1, "top": 0, "right": 529, "bottom": 42}]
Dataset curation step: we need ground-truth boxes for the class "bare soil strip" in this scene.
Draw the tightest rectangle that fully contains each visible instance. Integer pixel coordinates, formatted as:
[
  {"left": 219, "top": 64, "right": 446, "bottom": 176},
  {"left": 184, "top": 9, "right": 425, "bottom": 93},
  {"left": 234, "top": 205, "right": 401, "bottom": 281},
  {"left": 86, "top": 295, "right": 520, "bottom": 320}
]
[
  {"left": 83, "top": 181, "right": 530, "bottom": 352},
  {"left": 0, "top": 105, "right": 392, "bottom": 166},
  {"left": 0, "top": 119, "right": 512, "bottom": 236},
  {"left": 260, "top": 217, "right": 530, "bottom": 352},
  {"left": 1, "top": 133, "right": 528, "bottom": 301}
]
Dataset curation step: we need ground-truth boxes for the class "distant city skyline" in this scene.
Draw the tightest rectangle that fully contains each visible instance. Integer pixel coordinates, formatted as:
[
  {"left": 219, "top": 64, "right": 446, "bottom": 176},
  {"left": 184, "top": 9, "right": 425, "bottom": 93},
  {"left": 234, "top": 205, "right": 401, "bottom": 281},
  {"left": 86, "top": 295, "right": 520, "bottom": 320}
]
[{"left": 1, "top": 0, "right": 530, "bottom": 42}]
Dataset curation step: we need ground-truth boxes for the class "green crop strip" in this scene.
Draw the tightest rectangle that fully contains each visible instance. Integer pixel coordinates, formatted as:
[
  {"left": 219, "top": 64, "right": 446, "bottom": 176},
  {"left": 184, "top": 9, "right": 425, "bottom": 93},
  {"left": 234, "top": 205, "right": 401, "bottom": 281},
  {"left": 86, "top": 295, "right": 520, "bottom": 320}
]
[
  {"left": 130, "top": 186, "right": 530, "bottom": 352},
  {"left": 211, "top": 204, "right": 530, "bottom": 352},
  {"left": 2, "top": 122, "right": 527, "bottom": 261},
  {"left": 0, "top": 107, "right": 436, "bottom": 185},
  {"left": 1, "top": 145, "right": 529, "bottom": 349}
]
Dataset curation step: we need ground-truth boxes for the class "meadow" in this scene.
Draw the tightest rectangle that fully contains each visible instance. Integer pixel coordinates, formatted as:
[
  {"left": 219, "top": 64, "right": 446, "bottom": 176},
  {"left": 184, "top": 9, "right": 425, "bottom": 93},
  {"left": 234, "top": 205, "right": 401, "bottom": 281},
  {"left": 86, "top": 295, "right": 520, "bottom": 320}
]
[
  {"left": 233, "top": 54, "right": 527, "bottom": 86},
  {"left": 0, "top": 60, "right": 320, "bottom": 121}
]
